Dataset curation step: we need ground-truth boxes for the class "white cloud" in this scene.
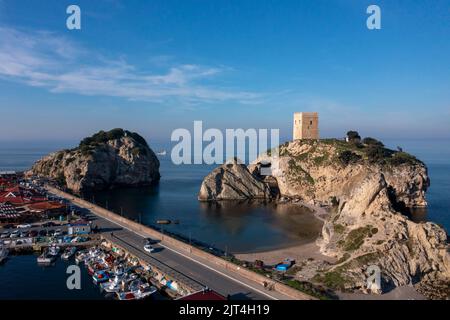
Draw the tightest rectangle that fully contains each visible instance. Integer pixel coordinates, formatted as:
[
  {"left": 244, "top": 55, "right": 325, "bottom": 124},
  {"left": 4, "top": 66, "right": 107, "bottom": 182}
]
[{"left": 0, "top": 27, "right": 261, "bottom": 104}]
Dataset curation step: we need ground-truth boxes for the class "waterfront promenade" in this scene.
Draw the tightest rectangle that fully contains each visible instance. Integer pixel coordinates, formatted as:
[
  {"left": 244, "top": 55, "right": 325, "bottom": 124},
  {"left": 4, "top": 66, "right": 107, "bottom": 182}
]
[{"left": 45, "top": 186, "right": 314, "bottom": 300}]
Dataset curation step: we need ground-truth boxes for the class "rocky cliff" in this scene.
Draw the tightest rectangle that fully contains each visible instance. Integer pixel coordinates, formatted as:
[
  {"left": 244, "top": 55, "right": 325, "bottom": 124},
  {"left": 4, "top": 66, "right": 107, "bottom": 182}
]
[
  {"left": 198, "top": 158, "right": 272, "bottom": 201},
  {"left": 27, "top": 129, "right": 160, "bottom": 192},
  {"left": 199, "top": 138, "right": 449, "bottom": 298}
]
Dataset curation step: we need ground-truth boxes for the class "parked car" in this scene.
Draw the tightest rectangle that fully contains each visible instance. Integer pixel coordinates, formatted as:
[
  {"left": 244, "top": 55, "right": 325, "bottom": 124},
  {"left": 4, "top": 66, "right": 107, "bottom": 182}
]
[
  {"left": 9, "top": 231, "right": 20, "bottom": 238},
  {"left": 0, "top": 232, "right": 10, "bottom": 239},
  {"left": 16, "top": 224, "right": 32, "bottom": 229}
]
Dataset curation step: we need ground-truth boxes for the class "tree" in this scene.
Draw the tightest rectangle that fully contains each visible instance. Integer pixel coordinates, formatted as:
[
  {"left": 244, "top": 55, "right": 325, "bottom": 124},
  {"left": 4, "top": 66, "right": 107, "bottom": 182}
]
[{"left": 346, "top": 131, "right": 361, "bottom": 143}]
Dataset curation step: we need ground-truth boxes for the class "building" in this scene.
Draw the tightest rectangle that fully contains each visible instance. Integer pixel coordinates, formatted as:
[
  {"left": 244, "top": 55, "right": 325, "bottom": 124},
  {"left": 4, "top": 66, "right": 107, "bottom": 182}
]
[
  {"left": 293, "top": 112, "right": 319, "bottom": 140},
  {"left": 68, "top": 221, "right": 91, "bottom": 235}
]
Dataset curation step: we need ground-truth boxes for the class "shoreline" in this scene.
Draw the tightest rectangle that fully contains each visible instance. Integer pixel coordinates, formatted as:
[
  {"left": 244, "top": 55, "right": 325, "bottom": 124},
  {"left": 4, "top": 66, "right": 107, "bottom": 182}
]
[
  {"left": 234, "top": 201, "right": 429, "bottom": 300},
  {"left": 235, "top": 201, "right": 333, "bottom": 265}
]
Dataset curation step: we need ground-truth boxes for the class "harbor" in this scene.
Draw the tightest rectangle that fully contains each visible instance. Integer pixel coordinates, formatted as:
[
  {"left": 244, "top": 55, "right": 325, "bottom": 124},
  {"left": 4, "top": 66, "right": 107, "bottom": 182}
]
[
  {"left": 1, "top": 173, "right": 309, "bottom": 300},
  {"left": 0, "top": 173, "right": 212, "bottom": 300}
]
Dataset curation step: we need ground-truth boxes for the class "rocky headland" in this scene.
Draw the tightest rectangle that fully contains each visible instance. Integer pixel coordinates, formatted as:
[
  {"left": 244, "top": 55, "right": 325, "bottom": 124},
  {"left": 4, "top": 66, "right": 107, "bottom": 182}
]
[
  {"left": 198, "top": 137, "right": 449, "bottom": 299},
  {"left": 27, "top": 129, "right": 160, "bottom": 192}
]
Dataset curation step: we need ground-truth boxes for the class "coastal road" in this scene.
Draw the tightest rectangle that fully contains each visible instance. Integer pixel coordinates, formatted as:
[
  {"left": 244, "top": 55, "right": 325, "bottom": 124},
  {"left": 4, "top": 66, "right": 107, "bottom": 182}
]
[
  {"left": 44, "top": 186, "right": 304, "bottom": 300},
  {"left": 89, "top": 211, "right": 290, "bottom": 300}
]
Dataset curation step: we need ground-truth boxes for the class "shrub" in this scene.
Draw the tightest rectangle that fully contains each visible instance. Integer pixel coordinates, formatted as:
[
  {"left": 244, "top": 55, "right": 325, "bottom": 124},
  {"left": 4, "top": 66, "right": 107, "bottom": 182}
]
[
  {"left": 342, "top": 226, "right": 375, "bottom": 251},
  {"left": 366, "top": 146, "right": 390, "bottom": 163},
  {"left": 313, "top": 271, "right": 348, "bottom": 291},
  {"left": 334, "top": 224, "right": 346, "bottom": 234},
  {"left": 362, "top": 137, "right": 384, "bottom": 147},
  {"left": 338, "top": 151, "right": 362, "bottom": 165},
  {"left": 389, "top": 152, "right": 420, "bottom": 166}
]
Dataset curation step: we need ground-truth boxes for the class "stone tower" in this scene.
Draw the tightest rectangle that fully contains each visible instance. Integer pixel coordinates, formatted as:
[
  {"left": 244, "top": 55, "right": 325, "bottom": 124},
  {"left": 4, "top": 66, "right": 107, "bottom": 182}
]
[{"left": 293, "top": 112, "right": 319, "bottom": 140}]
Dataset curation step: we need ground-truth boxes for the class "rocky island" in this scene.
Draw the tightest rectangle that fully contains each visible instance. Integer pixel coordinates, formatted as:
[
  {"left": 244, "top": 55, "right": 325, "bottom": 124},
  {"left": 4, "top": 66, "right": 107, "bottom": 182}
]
[
  {"left": 199, "top": 136, "right": 449, "bottom": 299},
  {"left": 27, "top": 128, "right": 160, "bottom": 192}
]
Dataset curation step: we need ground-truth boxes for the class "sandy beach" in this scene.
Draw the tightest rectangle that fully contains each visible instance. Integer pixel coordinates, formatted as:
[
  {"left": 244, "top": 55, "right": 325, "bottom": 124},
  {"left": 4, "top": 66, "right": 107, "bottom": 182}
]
[{"left": 235, "top": 241, "right": 334, "bottom": 266}]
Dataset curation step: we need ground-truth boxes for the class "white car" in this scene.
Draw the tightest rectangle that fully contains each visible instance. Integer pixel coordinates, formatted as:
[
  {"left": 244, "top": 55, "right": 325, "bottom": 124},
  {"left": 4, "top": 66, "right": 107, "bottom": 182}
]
[
  {"left": 16, "top": 224, "right": 32, "bottom": 229},
  {"left": 9, "top": 231, "right": 19, "bottom": 238},
  {"left": 143, "top": 244, "right": 155, "bottom": 253}
]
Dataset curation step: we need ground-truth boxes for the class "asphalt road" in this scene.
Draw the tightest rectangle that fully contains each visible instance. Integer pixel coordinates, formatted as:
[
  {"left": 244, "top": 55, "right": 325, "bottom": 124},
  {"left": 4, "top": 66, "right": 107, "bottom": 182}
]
[{"left": 90, "top": 212, "right": 279, "bottom": 300}]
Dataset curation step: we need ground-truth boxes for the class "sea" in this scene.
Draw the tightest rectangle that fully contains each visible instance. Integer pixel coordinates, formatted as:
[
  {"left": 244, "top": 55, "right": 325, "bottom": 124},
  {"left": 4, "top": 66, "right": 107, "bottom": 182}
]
[{"left": 0, "top": 138, "right": 448, "bottom": 299}]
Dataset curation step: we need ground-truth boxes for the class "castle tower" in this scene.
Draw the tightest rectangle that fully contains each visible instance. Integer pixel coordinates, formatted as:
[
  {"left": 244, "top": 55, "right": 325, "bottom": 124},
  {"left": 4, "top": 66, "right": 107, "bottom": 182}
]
[{"left": 293, "top": 112, "right": 319, "bottom": 140}]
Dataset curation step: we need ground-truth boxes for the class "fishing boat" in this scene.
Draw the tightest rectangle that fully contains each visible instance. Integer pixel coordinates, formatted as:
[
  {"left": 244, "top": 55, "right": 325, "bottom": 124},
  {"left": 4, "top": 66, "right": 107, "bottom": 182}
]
[
  {"left": 88, "top": 261, "right": 108, "bottom": 276},
  {"left": 134, "top": 283, "right": 157, "bottom": 299},
  {"left": 116, "top": 281, "right": 157, "bottom": 300},
  {"left": 156, "top": 219, "right": 171, "bottom": 225},
  {"left": 37, "top": 250, "right": 54, "bottom": 264},
  {"left": 100, "top": 273, "right": 127, "bottom": 293},
  {"left": 48, "top": 244, "right": 60, "bottom": 257},
  {"left": 156, "top": 150, "right": 167, "bottom": 156},
  {"left": 0, "top": 246, "right": 8, "bottom": 264},
  {"left": 75, "top": 250, "right": 88, "bottom": 264},
  {"left": 61, "top": 247, "right": 77, "bottom": 260},
  {"left": 93, "top": 270, "right": 111, "bottom": 284}
]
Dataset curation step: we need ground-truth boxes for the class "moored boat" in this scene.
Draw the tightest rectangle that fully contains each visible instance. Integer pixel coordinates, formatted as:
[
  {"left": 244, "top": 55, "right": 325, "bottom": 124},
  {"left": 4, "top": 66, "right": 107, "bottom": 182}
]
[
  {"left": 61, "top": 247, "right": 77, "bottom": 260},
  {"left": 116, "top": 281, "right": 156, "bottom": 300},
  {"left": 37, "top": 250, "right": 54, "bottom": 264},
  {"left": 100, "top": 274, "right": 126, "bottom": 293},
  {"left": 75, "top": 250, "right": 88, "bottom": 264},
  {"left": 0, "top": 246, "right": 8, "bottom": 264},
  {"left": 93, "top": 270, "right": 111, "bottom": 284},
  {"left": 48, "top": 244, "right": 60, "bottom": 257}
]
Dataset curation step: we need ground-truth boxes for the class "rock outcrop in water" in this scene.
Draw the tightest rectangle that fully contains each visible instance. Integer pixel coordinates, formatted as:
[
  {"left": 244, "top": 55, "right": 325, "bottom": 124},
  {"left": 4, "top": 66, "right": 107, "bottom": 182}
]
[
  {"left": 27, "top": 129, "right": 160, "bottom": 192},
  {"left": 199, "top": 138, "right": 449, "bottom": 299},
  {"left": 198, "top": 158, "right": 272, "bottom": 201}
]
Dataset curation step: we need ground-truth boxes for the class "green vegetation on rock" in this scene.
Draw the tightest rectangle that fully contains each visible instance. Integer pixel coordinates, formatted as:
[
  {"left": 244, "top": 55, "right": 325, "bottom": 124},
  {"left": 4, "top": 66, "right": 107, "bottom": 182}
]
[
  {"left": 79, "top": 128, "right": 148, "bottom": 148},
  {"left": 342, "top": 225, "right": 378, "bottom": 251}
]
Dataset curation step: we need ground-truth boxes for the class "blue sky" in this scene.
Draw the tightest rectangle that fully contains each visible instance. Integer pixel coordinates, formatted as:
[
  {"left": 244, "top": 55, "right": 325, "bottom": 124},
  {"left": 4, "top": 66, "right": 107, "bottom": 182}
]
[{"left": 0, "top": 0, "right": 449, "bottom": 144}]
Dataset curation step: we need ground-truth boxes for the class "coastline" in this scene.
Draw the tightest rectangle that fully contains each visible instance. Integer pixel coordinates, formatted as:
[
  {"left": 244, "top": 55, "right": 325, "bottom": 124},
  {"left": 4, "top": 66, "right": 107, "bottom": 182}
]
[
  {"left": 234, "top": 202, "right": 429, "bottom": 300},
  {"left": 234, "top": 201, "right": 332, "bottom": 264}
]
